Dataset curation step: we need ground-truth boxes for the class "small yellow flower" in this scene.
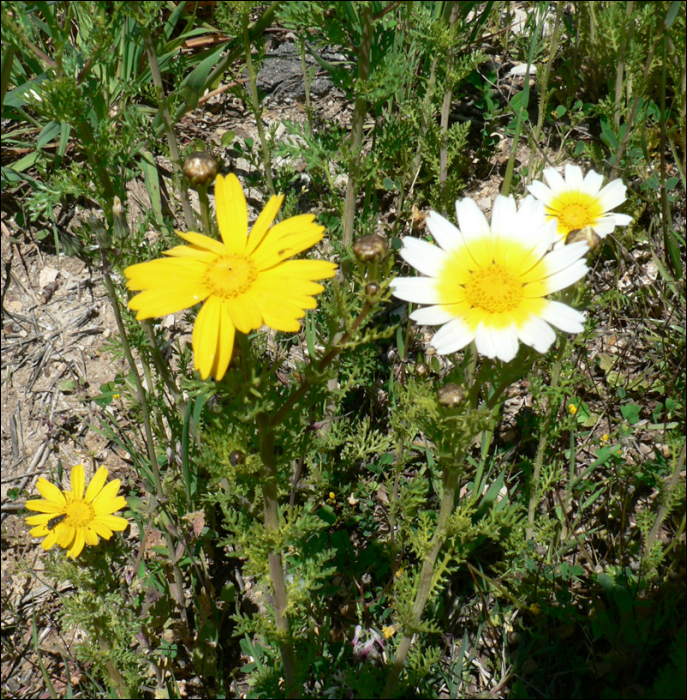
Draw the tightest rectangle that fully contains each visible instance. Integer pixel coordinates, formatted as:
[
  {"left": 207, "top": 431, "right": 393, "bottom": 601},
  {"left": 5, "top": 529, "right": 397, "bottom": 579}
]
[
  {"left": 25, "top": 464, "right": 128, "bottom": 558},
  {"left": 382, "top": 625, "right": 397, "bottom": 639},
  {"left": 329, "top": 492, "right": 336, "bottom": 501},
  {"left": 124, "top": 174, "right": 337, "bottom": 381},
  {"left": 568, "top": 403, "right": 578, "bottom": 415},
  {"left": 112, "top": 393, "right": 120, "bottom": 400},
  {"left": 602, "top": 433, "right": 609, "bottom": 442}
]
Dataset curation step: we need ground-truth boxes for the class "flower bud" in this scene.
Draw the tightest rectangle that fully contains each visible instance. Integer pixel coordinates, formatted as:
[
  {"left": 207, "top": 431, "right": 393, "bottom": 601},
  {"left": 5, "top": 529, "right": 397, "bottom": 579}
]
[
  {"left": 183, "top": 152, "right": 219, "bottom": 188},
  {"left": 229, "top": 450, "right": 245, "bottom": 466},
  {"left": 352, "top": 234, "right": 388, "bottom": 263},
  {"left": 437, "top": 383, "right": 465, "bottom": 407},
  {"left": 365, "top": 282, "right": 380, "bottom": 297},
  {"left": 566, "top": 225, "right": 601, "bottom": 252},
  {"left": 112, "top": 195, "right": 130, "bottom": 243},
  {"left": 414, "top": 362, "right": 429, "bottom": 378}
]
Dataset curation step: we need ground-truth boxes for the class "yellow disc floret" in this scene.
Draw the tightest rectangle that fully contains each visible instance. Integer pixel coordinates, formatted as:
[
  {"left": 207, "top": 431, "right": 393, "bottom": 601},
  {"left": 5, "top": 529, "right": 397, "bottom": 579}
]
[{"left": 464, "top": 265, "right": 524, "bottom": 314}]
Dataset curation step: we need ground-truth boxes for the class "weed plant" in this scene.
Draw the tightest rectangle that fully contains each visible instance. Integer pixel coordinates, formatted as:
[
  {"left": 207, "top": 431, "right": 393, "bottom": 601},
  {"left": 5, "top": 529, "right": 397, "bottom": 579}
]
[{"left": 2, "top": 1, "right": 685, "bottom": 698}]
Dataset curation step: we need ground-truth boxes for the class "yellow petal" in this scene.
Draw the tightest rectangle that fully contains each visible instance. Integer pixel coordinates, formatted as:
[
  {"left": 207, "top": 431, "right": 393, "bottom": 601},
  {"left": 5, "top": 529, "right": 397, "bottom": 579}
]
[
  {"left": 224, "top": 296, "right": 263, "bottom": 334},
  {"left": 251, "top": 217, "right": 325, "bottom": 270},
  {"left": 215, "top": 173, "right": 248, "bottom": 254},
  {"left": 213, "top": 304, "right": 235, "bottom": 381},
  {"left": 244, "top": 194, "right": 284, "bottom": 256},
  {"left": 85, "top": 466, "right": 108, "bottom": 502},
  {"left": 67, "top": 530, "right": 86, "bottom": 558},
  {"left": 34, "top": 478, "right": 67, "bottom": 506},
  {"left": 124, "top": 258, "right": 208, "bottom": 290},
  {"left": 267, "top": 259, "right": 337, "bottom": 280},
  {"left": 175, "top": 231, "right": 228, "bottom": 256},
  {"left": 70, "top": 465, "right": 86, "bottom": 499},
  {"left": 128, "top": 286, "right": 210, "bottom": 319},
  {"left": 193, "top": 296, "right": 222, "bottom": 379}
]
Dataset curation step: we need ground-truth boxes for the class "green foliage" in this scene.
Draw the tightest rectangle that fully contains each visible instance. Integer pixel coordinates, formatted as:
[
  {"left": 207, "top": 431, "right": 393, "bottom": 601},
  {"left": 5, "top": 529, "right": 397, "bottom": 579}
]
[{"left": 5, "top": 1, "right": 684, "bottom": 698}]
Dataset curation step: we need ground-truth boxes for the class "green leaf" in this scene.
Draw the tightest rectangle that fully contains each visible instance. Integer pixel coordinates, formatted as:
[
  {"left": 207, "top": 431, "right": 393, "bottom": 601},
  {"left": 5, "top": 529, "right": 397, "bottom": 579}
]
[
  {"left": 139, "top": 150, "right": 162, "bottom": 221},
  {"left": 621, "top": 403, "right": 641, "bottom": 425}
]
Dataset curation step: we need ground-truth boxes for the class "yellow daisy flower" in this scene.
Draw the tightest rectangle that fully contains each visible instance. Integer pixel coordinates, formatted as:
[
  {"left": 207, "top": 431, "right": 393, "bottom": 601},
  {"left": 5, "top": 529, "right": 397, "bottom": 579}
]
[
  {"left": 528, "top": 164, "right": 632, "bottom": 243},
  {"left": 391, "top": 195, "right": 589, "bottom": 362},
  {"left": 25, "top": 464, "right": 128, "bottom": 559},
  {"left": 125, "top": 173, "right": 337, "bottom": 381}
]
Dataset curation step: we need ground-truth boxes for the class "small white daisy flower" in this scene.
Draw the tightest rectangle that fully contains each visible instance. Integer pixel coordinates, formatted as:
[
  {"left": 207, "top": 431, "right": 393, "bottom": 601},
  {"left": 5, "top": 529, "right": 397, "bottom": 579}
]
[
  {"left": 528, "top": 164, "right": 632, "bottom": 243},
  {"left": 391, "top": 195, "right": 589, "bottom": 363}
]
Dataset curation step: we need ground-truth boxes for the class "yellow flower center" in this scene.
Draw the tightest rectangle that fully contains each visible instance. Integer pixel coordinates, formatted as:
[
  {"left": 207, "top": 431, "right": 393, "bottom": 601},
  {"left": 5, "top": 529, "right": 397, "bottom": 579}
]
[
  {"left": 204, "top": 254, "right": 257, "bottom": 299},
  {"left": 465, "top": 264, "right": 524, "bottom": 314},
  {"left": 66, "top": 499, "right": 95, "bottom": 526},
  {"left": 553, "top": 202, "right": 592, "bottom": 231}
]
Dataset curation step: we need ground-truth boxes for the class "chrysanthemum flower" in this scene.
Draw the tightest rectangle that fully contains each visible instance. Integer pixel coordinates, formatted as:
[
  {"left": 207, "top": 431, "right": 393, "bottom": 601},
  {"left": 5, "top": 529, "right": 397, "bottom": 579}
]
[
  {"left": 528, "top": 164, "right": 632, "bottom": 243},
  {"left": 25, "top": 464, "right": 128, "bottom": 558},
  {"left": 391, "top": 195, "right": 589, "bottom": 362},
  {"left": 125, "top": 174, "right": 337, "bottom": 381}
]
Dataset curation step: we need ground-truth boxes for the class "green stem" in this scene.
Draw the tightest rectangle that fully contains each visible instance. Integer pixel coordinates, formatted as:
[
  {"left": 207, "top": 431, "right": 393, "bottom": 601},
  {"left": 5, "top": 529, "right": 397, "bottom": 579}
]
[
  {"left": 644, "top": 443, "right": 686, "bottom": 559},
  {"left": 501, "top": 6, "right": 542, "bottom": 197},
  {"left": 139, "top": 24, "right": 195, "bottom": 230},
  {"left": 100, "top": 261, "right": 187, "bottom": 617},
  {"left": 243, "top": 14, "right": 275, "bottom": 196},
  {"left": 257, "top": 415, "right": 298, "bottom": 696},
  {"left": 236, "top": 333, "right": 297, "bottom": 695},
  {"left": 341, "top": 3, "right": 374, "bottom": 278},
  {"left": 197, "top": 185, "right": 212, "bottom": 238},
  {"left": 439, "top": 2, "right": 459, "bottom": 195},
  {"left": 382, "top": 464, "right": 463, "bottom": 698},
  {"left": 533, "top": 1, "right": 563, "bottom": 145},
  {"left": 527, "top": 336, "right": 567, "bottom": 541},
  {"left": 269, "top": 299, "right": 373, "bottom": 428}
]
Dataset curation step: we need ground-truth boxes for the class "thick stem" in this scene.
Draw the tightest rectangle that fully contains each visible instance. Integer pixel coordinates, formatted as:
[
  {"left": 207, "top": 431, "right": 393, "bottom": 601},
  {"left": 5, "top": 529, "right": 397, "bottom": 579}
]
[
  {"left": 101, "top": 263, "right": 187, "bottom": 617},
  {"left": 243, "top": 14, "right": 275, "bottom": 196},
  {"left": 439, "top": 2, "right": 459, "bottom": 192},
  {"left": 501, "top": 6, "right": 542, "bottom": 197},
  {"left": 140, "top": 24, "right": 195, "bottom": 230},
  {"left": 527, "top": 336, "right": 567, "bottom": 540},
  {"left": 382, "top": 466, "right": 462, "bottom": 698},
  {"left": 341, "top": 3, "right": 374, "bottom": 277},
  {"left": 257, "top": 415, "right": 298, "bottom": 696}
]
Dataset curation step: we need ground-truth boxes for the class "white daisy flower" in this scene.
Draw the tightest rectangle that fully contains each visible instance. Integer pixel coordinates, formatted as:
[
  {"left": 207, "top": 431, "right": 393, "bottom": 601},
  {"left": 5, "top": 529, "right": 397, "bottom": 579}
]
[
  {"left": 391, "top": 195, "right": 589, "bottom": 363},
  {"left": 528, "top": 164, "right": 633, "bottom": 243}
]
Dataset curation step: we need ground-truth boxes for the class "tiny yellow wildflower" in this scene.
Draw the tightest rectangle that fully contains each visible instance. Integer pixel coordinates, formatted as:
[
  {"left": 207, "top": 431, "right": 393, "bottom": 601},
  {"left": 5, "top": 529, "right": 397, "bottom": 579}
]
[
  {"left": 25, "top": 464, "right": 128, "bottom": 558},
  {"left": 382, "top": 625, "right": 397, "bottom": 639}
]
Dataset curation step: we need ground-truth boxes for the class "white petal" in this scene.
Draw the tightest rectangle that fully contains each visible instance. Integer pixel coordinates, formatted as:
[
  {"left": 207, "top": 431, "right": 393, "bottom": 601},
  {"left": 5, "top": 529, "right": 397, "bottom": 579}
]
[
  {"left": 426, "top": 211, "right": 462, "bottom": 252},
  {"left": 486, "top": 323, "right": 520, "bottom": 362},
  {"left": 431, "top": 318, "right": 474, "bottom": 355},
  {"left": 539, "top": 301, "right": 585, "bottom": 333},
  {"left": 543, "top": 167, "right": 566, "bottom": 194},
  {"left": 597, "top": 179, "right": 627, "bottom": 211},
  {"left": 582, "top": 169, "right": 604, "bottom": 195},
  {"left": 542, "top": 258, "right": 589, "bottom": 293},
  {"left": 539, "top": 243, "right": 588, "bottom": 281},
  {"left": 400, "top": 237, "right": 448, "bottom": 277},
  {"left": 474, "top": 322, "right": 497, "bottom": 359},
  {"left": 391, "top": 276, "right": 440, "bottom": 304},
  {"left": 613, "top": 213, "right": 632, "bottom": 226},
  {"left": 564, "top": 164, "right": 584, "bottom": 188},
  {"left": 410, "top": 305, "right": 456, "bottom": 325},
  {"left": 590, "top": 218, "right": 616, "bottom": 237},
  {"left": 527, "top": 180, "right": 554, "bottom": 205},
  {"left": 517, "top": 314, "right": 556, "bottom": 353},
  {"left": 491, "top": 195, "right": 518, "bottom": 237},
  {"left": 455, "top": 197, "right": 490, "bottom": 245},
  {"left": 476, "top": 323, "right": 519, "bottom": 361}
]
